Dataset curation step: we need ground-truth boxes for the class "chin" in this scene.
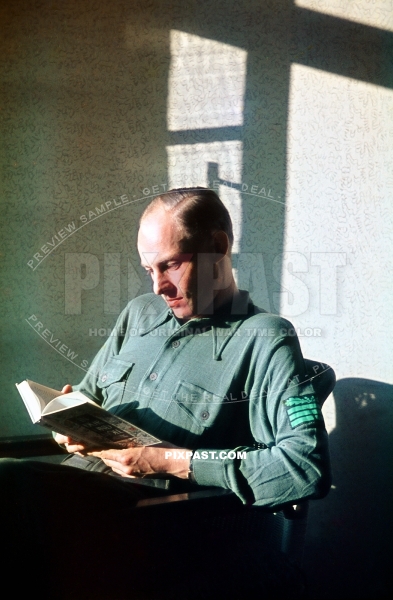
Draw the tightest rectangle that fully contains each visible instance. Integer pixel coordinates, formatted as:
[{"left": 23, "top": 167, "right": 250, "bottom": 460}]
[
  {"left": 173, "top": 309, "right": 193, "bottom": 320},
  {"left": 170, "top": 303, "right": 194, "bottom": 319}
]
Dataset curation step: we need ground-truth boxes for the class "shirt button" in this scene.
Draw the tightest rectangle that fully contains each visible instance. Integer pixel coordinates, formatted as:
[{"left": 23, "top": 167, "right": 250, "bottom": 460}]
[
  {"left": 101, "top": 374, "right": 107, "bottom": 382},
  {"left": 201, "top": 411, "right": 209, "bottom": 420},
  {"left": 171, "top": 340, "right": 180, "bottom": 348},
  {"left": 149, "top": 372, "right": 158, "bottom": 381}
]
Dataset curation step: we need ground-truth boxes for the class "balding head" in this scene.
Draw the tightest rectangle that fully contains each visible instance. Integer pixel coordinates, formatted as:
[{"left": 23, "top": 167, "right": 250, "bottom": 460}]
[{"left": 140, "top": 187, "right": 234, "bottom": 254}]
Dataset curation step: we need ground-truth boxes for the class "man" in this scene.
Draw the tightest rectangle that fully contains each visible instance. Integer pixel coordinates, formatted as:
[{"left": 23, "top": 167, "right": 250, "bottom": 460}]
[{"left": 1, "top": 187, "right": 330, "bottom": 598}]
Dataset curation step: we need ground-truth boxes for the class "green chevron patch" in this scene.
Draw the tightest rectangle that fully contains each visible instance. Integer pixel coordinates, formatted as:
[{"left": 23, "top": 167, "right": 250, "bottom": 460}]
[{"left": 285, "top": 395, "right": 323, "bottom": 428}]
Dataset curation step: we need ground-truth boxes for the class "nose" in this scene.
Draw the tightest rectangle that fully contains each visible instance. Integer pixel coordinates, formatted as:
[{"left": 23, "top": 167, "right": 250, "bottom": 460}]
[{"left": 152, "top": 270, "right": 171, "bottom": 296}]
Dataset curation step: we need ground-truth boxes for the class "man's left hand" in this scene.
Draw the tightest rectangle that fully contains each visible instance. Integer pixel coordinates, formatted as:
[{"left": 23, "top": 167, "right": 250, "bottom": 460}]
[{"left": 89, "top": 446, "right": 191, "bottom": 479}]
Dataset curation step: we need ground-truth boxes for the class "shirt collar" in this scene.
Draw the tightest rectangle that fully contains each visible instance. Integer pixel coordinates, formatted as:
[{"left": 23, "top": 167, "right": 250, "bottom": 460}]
[{"left": 139, "top": 290, "right": 257, "bottom": 360}]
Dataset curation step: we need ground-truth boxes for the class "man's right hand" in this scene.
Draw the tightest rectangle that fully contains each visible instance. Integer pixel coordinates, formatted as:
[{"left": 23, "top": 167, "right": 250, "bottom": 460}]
[{"left": 54, "top": 384, "right": 88, "bottom": 454}]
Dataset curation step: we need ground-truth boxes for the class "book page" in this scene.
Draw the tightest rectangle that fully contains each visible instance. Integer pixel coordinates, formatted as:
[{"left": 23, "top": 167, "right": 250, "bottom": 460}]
[
  {"left": 42, "top": 391, "right": 97, "bottom": 415},
  {"left": 16, "top": 380, "right": 61, "bottom": 423},
  {"left": 26, "top": 380, "right": 61, "bottom": 409},
  {"left": 15, "top": 381, "right": 43, "bottom": 423}
]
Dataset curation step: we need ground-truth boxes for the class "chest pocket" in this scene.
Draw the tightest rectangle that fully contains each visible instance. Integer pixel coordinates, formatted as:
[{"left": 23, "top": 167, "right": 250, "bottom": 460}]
[
  {"left": 96, "top": 356, "right": 135, "bottom": 411},
  {"left": 160, "top": 381, "right": 223, "bottom": 447}
]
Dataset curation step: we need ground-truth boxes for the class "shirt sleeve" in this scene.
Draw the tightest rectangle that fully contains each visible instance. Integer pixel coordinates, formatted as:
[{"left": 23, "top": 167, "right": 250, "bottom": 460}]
[{"left": 191, "top": 332, "right": 332, "bottom": 507}]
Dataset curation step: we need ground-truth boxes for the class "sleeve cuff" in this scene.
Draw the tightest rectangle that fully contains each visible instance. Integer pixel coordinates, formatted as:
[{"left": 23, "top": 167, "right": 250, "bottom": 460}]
[
  {"left": 191, "top": 448, "right": 255, "bottom": 504},
  {"left": 191, "top": 449, "right": 231, "bottom": 489}
]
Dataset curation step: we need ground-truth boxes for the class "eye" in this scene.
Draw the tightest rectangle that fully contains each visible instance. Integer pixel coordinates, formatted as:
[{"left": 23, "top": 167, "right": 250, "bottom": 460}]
[{"left": 166, "top": 261, "right": 181, "bottom": 271}]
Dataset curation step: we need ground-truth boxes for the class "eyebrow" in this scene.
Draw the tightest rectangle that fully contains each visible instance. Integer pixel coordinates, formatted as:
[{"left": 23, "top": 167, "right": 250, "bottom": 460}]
[{"left": 140, "top": 253, "right": 191, "bottom": 269}]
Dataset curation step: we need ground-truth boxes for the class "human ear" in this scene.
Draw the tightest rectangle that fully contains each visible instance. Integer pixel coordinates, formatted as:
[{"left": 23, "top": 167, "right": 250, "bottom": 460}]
[{"left": 212, "top": 230, "right": 229, "bottom": 256}]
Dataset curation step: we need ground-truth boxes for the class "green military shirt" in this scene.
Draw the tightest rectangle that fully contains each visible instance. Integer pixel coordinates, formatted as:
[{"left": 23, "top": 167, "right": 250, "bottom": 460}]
[{"left": 74, "top": 291, "right": 331, "bottom": 506}]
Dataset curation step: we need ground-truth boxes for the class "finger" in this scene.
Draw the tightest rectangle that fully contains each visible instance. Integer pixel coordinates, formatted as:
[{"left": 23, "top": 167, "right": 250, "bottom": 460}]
[
  {"left": 99, "top": 457, "right": 141, "bottom": 477},
  {"left": 55, "top": 434, "right": 83, "bottom": 448},
  {"left": 66, "top": 443, "right": 87, "bottom": 454},
  {"left": 99, "top": 457, "right": 128, "bottom": 471},
  {"left": 61, "top": 384, "right": 73, "bottom": 394},
  {"left": 54, "top": 433, "right": 70, "bottom": 445},
  {"left": 66, "top": 436, "right": 86, "bottom": 447},
  {"left": 89, "top": 449, "right": 130, "bottom": 461},
  {"left": 109, "top": 466, "right": 137, "bottom": 478}
]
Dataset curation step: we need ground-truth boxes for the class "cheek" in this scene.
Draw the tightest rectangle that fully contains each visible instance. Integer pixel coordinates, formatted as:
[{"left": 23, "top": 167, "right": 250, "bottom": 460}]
[
  {"left": 174, "top": 271, "right": 191, "bottom": 292},
  {"left": 173, "top": 263, "right": 196, "bottom": 290}
]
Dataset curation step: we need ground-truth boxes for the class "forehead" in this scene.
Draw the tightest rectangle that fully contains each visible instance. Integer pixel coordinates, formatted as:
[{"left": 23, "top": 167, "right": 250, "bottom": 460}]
[{"left": 137, "top": 208, "right": 183, "bottom": 253}]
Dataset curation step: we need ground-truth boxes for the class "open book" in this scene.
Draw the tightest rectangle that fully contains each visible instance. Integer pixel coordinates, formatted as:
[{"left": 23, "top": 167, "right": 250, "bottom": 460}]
[{"left": 15, "top": 380, "right": 160, "bottom": 449}]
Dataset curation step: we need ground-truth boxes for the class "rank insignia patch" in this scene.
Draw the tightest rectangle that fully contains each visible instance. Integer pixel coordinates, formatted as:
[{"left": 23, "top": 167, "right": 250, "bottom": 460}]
[{"left": 285, "top": 395, "right": 323, "bottom": 428}]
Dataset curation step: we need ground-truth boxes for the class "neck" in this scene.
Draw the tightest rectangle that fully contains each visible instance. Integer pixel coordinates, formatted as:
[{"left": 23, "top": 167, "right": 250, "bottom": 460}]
[
  {"left": 212, "top": 279, "right": 239, "bottom": 312},
  {"left": 175, "top": 282, "right": 240, "bottom": 324},
  {"left": 190, "top": 279, "right": 240, "bottom": 321}
]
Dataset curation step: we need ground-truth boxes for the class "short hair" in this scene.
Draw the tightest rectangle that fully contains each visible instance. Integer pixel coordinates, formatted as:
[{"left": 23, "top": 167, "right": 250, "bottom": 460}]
[{"left": 140, "top": 187, "right": 234, "bottom": 251}]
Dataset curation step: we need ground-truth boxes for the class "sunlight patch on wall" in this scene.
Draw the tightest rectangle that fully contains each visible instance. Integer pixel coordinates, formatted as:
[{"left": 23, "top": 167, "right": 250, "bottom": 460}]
[
  {"left": 296, "top": 0, "right": 393, "bottom": 32},
  {"left": 167, "top": 31, "right": 246, "bottom": 252},
  {"left": 285, "top": 63, "right": 393, "bottom": 384},
  {"left": 167, "top": 30, "right": 247, "bottom": 130},
  {"left": 166, "top": 141, "right": 243, "bottom": 253}
]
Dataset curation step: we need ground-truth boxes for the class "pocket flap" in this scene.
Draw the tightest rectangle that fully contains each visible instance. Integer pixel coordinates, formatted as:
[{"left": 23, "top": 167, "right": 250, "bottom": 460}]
[
  {"left": 96, "top": 356, "right": 134, "bottom": 389},
  {"left": 171, "top": 381, "right": 222, "bottom": 428}
]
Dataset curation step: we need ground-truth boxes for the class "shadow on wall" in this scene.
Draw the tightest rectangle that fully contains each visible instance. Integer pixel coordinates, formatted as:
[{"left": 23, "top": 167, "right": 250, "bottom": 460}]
[{"left": 304, "top": 378, "right": 393, "bottom": 599}]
